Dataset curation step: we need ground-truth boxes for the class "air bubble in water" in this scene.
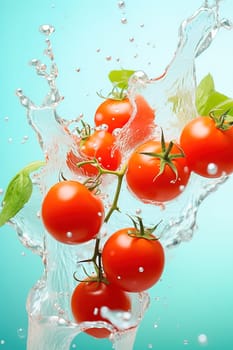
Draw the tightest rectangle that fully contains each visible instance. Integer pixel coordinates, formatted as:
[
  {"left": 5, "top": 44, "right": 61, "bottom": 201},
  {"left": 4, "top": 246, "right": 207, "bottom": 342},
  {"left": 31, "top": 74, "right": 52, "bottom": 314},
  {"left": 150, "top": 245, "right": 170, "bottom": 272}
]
[
  {"left": 138, "top": 267, "right": 144, "bottom": 273},
  {"left": 0, "top": 340, "right": 5, "bottom": 345},
  {"left": 39, "top": 24, "right": 55, "bottom": 36},
  {"left": 183, "top": 339, "right": 189, "bottom": 345},
  {"left": 121, "top": 18, "right": 128, "bottom": 24},
  {"left": 198, "top": 334, "right": 208, "bottom": 345},
  {"left": 207, "top": 163, "right": 218, "bottom": 175},
  {"left": 0, "top": 189, "right": 4, "bottom": 195},
  {"left": 4, "top": 116, "right": 9, "bottom": 121}
]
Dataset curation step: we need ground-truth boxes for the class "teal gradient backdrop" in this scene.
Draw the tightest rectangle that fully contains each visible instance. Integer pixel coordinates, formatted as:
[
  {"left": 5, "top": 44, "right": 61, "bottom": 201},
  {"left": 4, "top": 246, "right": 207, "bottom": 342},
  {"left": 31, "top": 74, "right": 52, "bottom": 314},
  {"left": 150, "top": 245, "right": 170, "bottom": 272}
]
[{"left": 0, "top": 1, "right": 233, "bottom": 349}]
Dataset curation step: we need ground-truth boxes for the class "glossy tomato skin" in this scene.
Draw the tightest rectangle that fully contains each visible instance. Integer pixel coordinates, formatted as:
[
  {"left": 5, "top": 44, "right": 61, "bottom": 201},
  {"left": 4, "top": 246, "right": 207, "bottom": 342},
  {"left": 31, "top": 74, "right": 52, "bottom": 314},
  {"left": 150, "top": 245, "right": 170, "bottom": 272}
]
[
  {"left": 180, "top": 115, "right": 233, "bottom": 178},
  {"left": 71, "top": 279, "right": 131, "bottom": 338},
  {"left": 116, "top": 95, "right": 155, "bottom": 151},
  {"left": 41, "top": 181, "right": 104, "bottom": 244},
  {"left": 94, "top": 98, "right": 133, "bottom": 133},
  {"left": 102, "top": 228, "right": 165, "bottom": 292},
  {"left": 80, "top": 130, "right": 121, "bottom": 175},
  {"left": 126, "top": 140, "right": 190, "bottom": 203},
  {"left": 67, "top": 130, "right": 122, "bottom": 176}
]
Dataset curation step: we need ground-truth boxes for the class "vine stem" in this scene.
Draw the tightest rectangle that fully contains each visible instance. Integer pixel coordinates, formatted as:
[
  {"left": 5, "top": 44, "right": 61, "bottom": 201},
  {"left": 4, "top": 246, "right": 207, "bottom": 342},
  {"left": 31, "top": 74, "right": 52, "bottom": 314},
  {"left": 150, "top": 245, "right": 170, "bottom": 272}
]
[
  {"left": 104, "top": 163, "right": 127, "bottom": 224},
  {"left": 78, "top": 162, "right": 127, "bottom": 282}
]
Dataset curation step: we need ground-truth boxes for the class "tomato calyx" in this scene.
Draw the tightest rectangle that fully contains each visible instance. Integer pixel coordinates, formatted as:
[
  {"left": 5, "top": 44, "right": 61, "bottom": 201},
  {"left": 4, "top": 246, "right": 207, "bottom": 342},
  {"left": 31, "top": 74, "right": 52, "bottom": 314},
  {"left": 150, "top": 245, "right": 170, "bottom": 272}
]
[
  {"left": 97, "top": 86, "right": 127, "bottom": 101},
  {"left": 97, "top": 69, "right": 136, "bottom": 101},
  {"left": 127, "top": 215, "right": 162, "bottom": 241},
  {"left": 140, "top": 130, "right": 185, "bottom": 181},
  {"left": 209, "top": 108, "right": 233, "bottom": 130}
]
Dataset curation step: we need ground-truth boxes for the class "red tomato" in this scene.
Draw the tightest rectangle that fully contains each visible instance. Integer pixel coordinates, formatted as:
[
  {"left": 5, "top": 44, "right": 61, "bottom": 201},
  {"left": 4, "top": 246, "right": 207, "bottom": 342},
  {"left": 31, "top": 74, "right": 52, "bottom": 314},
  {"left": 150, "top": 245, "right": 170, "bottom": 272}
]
[
  {"left": 126, "top": 140, "right": 190, "bottom": 203},
  {"left": 102, "top": 228, "right": 165, "bottom": 292},
  {"left": 67, "top": 130, "right": 122, "bottom": 176},
  {"left": 71, "top": 279, "right": 131, "bottom": 338},
  {"left": 115, "top": 95, "right": 155, "bottom": 150},
  {"left": 41, "top": 181, "right": 104, "bottom": 244},
  {"left": 94, "top": 97, "right": 133, "bottom": 133},
  {"left": 180, "top": 115, "right": 233, "bottom": 178}
]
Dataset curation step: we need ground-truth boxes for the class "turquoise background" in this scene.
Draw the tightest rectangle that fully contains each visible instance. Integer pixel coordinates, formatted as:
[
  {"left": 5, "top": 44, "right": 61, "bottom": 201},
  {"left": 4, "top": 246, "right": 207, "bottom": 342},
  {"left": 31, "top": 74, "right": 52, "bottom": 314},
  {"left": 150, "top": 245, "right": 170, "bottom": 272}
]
[{"left": 0, "top": 0, "right": 233, "bottom": 349}]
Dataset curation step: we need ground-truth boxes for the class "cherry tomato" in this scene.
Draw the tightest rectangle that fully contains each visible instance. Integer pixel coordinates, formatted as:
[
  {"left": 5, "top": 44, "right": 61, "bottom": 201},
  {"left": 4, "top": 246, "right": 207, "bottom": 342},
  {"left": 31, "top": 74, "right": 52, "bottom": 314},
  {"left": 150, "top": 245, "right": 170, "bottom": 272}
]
[
  {"left": 102, "top": 228, "right": 165, "bottom": 292},
  {"left": 126, "top": 140, "right": 190, "bottom": 203},
  {"left": 180, "top": 115, "right": 233, "bottom": 178},
  {"left": 119, "top": 95, "right": 155, "bottom": 150},
  {"left": 71, "top": 279, "right": 131, "bottom": 338},
  {"left": 41, "top": 181, "right": 104, "bottom": 244},
  {"left": 94, "top": 95, "right": 155, "bottom": 147},
  {"left": 94, "top": 97, "right": 133, "bottom": 133},
  {"left": 67, "top": 130, "right": 121, "bottom": 176}
]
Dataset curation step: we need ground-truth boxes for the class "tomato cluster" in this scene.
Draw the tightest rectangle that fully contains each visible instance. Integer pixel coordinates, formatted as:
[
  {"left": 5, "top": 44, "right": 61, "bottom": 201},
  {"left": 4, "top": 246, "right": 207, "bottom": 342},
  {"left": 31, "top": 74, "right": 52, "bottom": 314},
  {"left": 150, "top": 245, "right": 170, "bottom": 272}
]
[{"left": 41, "top": 72, "right": 233, "bottom": 339}]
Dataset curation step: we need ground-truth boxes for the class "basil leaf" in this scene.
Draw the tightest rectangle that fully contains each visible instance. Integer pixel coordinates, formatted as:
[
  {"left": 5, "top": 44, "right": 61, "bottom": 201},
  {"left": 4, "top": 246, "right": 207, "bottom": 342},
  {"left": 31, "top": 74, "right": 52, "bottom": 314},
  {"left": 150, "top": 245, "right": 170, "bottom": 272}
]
[
  {"left": 0, "top": 161, "right": 45, "bottom": 227},
  {"left": 108, "top": 69, "right": 135, "bottom": 89},
  {"left": 196, "top": 74, "right": 229, "bottom": 115}
]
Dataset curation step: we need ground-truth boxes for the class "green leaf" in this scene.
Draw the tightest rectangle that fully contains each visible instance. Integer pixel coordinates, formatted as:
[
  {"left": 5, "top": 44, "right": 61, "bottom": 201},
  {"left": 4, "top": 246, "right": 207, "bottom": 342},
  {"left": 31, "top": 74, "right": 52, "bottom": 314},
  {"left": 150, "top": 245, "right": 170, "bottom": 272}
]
[
  {"left": 108, "top": 69, "right": 135, "bottom": 89},
  {"left": 0, "top": 161, "right": 45, "bottom": 227},
  {"left": 196, "top": 74, "right": 230, "bottom": 115}
]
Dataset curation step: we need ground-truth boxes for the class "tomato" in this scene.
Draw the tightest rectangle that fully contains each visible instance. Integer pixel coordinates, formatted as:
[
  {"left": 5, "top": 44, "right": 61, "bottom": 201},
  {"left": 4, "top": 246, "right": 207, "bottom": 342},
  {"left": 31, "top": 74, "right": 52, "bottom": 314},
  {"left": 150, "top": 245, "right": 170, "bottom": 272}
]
[
  {"left": 67, "top": 130, "right": 121, "bottom": 176},
  {"left": 180, "top": 115, "right": 233, "bottom": 178},
  {"left": 94, "top": 97, "right": 133, "bottom": 133},
  {"left": 119, "top": 95, "right": 155, "bottom": 150},
  {"left": 94, "top": 95, "right": 155, "bottom": 149},
  {"left": 126, "top": 140, "right": 190, "bottom": 203},
  {"left": 71, "top": 279, "right": 131, "bottom": 338},
  {"left": 102, "top": 227, "right": 165, "bottom": 292},
  {"left": 41, "top": 181, "right": 104, "bottom": 244}
]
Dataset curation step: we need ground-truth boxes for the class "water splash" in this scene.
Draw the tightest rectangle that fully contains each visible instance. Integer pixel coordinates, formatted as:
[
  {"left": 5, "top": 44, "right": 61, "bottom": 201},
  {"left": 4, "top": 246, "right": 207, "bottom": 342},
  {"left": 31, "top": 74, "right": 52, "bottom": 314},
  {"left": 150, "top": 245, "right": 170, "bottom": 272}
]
[{"left": 7, "top": 2, "right": 232, "bottom": 350}]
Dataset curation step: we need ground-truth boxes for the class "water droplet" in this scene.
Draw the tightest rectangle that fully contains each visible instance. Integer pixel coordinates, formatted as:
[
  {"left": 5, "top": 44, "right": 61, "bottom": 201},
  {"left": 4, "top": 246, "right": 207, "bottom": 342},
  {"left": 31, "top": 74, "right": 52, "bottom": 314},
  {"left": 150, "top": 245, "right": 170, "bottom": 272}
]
[
  {"left": 0, "top": 340, "right": 5, "bottom": 345},
  {"left": 66, "top": 231, "right": 73, "bottom": 238},
  {"left": 207, "top": 163, "right": 218, "bottom": 175},
  {"left": 135, "top": 208, "right": 142, "bottom": 215},
  {"left": 129, "top": 37, "right": 134, "bottom": 42},
  {"left": 112, "top": 128, "right": 121, "bottom": 137},
  {"left": 183, "top": 339, "right": 189, "bottom": 345},
  {"left": 121, "top": 18, "right": 128, "bottom": 24},
  {"left": 140, "top": 23, "right": 145, "bottom": 28},
  {"left": 4, "top": 116, "right": 9, "bottom": 121},
  {"left": 138, "top": 266, "right": 144, "bottom": 273},
  {"left": 148, "top": 344, "right": 153, "bottom": 349},
  {"left": 198, "top": 334, "right": 208, "bottom": 345},
  {"left": 106, "top": 55, "right": 112, "bottom": 61},
  {"left": 93, "top": 307, "right": 99, "bottom": 316},
  {"left": 17, "top": 327, "right": 26, "bottom": 339},
  {"left": 21, "top": 135, "right": 29, "bottom": 144},
  {"left": 153, "top": 323, "right": 158, "bottom": 328},
  {"left": 96, "top": 48, "right": 101, "bottom": 53},
  {"left": 118, "top": 1, "right": 125, "bottom": 9},
  {"left": 21, "top": 251, "right": 26, "bottom": 256},
  {"left": 8, "top": 137, "right": 13, "bottom": 143},
  {"left": 0, "top": 189, "right": 4, "bottom": 195},
  {"left": 71, "top": 344, "right": 77, "bottom": 349},
  {"left": 97, "top": 212, "right": 103, "bottom": 217},
  {"left": 117, "top": 275, "right": 122, "bottom": 280},
  {"left": 39, "top": 24, "right": 55, "bottom": 36},
  {"left": 179, "top": 185, "right": 185, "bottom": 192},
  {"left": 76, "top": 68, "right": 81, "bottom": 73}
]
